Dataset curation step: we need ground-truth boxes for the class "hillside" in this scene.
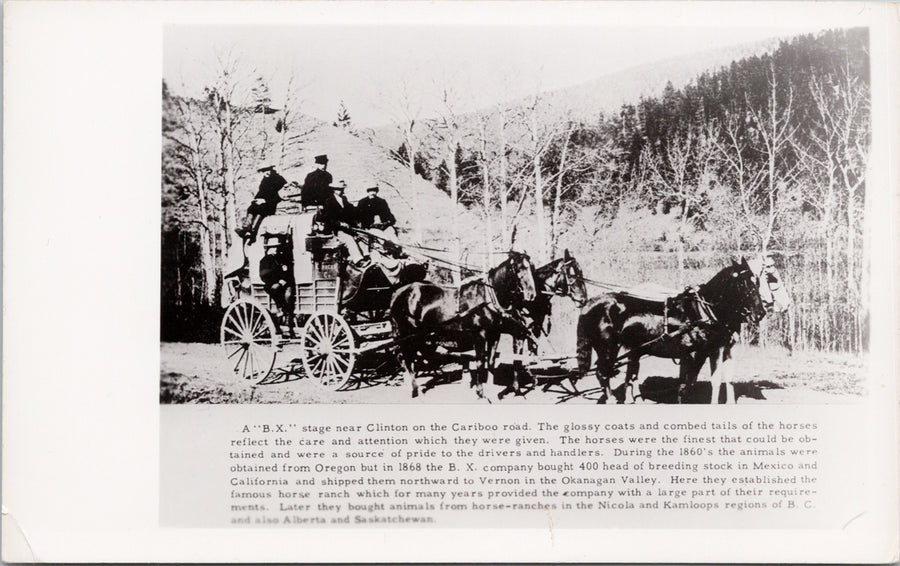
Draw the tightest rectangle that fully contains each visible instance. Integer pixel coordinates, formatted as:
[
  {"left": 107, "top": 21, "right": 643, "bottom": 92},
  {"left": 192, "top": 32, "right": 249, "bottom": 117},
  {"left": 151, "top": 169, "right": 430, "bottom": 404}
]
[
  {"left": 529, "top": 36, "right": 783, "bottom": 122},
  {"left": 367, "top": 35, "right": 782, "bottom": 151}
]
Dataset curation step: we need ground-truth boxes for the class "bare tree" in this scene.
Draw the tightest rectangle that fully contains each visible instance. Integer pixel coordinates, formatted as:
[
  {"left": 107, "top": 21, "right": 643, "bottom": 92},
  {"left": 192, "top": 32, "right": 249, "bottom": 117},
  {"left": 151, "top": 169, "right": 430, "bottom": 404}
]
[
  {"left": 204, "top": 49, "right": 260, "bottom": 249},
  {"left": 799, "top": 64, "right": 870, "bottom": 351},
  {"left": 431, "top": 83, "right": 469, "bottom": 284},
  {"left": 476, "top": 115, "right": 495, "bottom": 269},
  {"left": 745, "top": 62, "right": 804, "bottom": 253},
  {"left": 642, "top": 124, "right": 717, "bottom": 283},
  {"left": 164, "top": 95, "right": 217, "bottom": 304},
  {"left": 390, "top": 78, "right": 425, "bottom": 242},
  {"left": 525, "top": 93, "right": 560, "bottom": 262},
  {"left": 275, "top": 72, "right": 314, "bottom": 167}
]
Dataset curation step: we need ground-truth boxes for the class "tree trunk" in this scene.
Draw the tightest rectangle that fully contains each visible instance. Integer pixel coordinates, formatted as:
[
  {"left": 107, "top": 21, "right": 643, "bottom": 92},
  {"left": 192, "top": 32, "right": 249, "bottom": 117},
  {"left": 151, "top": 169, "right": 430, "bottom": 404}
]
[
  {"left": 480, "top": 135, "right": 493, "bottom": 273},
  {"left": 448, "top": 148, "right": 461, "bottom": 285},
  {"left": 530, "top": 111, "right": 547, "bottom": 262},
  {"left": 193, "top": 160, "right": 216, "bottom": 305},
  {"left": 499, "top": 119, "right": 510, "bottom": 250},
  {"left": 551, "top": 126, "right": 572, "bottom": 257},
  {"left": 406, "top": 130, "right": 422, "bottom": 242}
]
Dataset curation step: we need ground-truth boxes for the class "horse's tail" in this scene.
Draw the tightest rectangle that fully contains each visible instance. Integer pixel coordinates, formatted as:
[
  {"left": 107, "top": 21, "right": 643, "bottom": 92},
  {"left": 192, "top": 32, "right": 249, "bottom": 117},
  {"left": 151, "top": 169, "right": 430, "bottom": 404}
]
[
  {"left": 577, "top": 297, "right": 621, "bottom": 373},
  {"left": 389, "top": 284, "right": 416, "bottom": 338},
  {"left": 576, "top": 306, "right": 596, "bottom": 373}
]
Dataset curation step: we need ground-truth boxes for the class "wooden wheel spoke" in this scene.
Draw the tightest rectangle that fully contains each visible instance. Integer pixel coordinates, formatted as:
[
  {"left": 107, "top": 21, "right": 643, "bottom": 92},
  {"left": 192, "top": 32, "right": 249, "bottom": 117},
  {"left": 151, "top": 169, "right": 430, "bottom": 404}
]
[
  {"left": 307, "top": 320, "right": 325, "bottom": 343},
  {"left": 235, "top": 303, "right": 248, "bottom": 333},
  {"left": 232, "top": 346, "right": 248, "bottom": 372},
  {"left": 323, "top": 357, "right": 337, "bottom": 380},
  {"left": 251, "top": 317, "right": 269, "bottom": 340},
  {"left": 224, "top": 319, "right": 244, "bottom": 339},
  {"left": 244, "top": 343, "right": 255, "bottom": 377},
  {"left": 247, "top": 349, "right": 257, "bottom": 378},
  {"left": 311, "top": 355, "right": 327, "bottom": 378},
  {"left": 249, "top": 308, "right": 264, "bottom": 337},
  {"left": 227, "top": 344, "right": 246, "bottom": 359},
  {"left": 232, "top": 352, "right": 243, "bottom": 373},
  {"left": 331, "top": 354, "right": 350, "bottom": 373}
]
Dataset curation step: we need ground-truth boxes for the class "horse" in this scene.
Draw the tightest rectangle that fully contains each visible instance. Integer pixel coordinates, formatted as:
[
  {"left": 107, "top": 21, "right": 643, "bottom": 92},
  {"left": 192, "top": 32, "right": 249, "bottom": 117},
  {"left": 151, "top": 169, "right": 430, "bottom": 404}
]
[
  {"left": 390, "top": 284, "right": 534, "bottom": 399},
  {"left": 575, "top": 258, "right": 767, "bottom": 404},
  {"left": 390, "top": 252, "right": 538, "bottom": 400},
  {"left": 513, "top": 249, "right": 588, "bottom": 357},
  {"left": 681, "top": 253, "right": 792, "bottom": 403},
  {"left": 458, "top": 251, "right": 537, "bottom": 313}
]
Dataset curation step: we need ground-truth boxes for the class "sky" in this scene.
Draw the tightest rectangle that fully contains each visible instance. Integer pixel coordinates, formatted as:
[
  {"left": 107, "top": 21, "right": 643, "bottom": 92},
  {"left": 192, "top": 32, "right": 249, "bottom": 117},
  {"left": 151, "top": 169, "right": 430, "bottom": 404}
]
[{"left": 164, "top": 25, "right": 826, "bottom": 128}]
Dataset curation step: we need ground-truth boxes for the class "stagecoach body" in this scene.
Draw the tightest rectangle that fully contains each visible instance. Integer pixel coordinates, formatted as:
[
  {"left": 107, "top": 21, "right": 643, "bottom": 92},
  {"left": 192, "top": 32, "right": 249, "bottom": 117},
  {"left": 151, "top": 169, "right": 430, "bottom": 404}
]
[{"left": 221, "top": 212, "right": 396, "bottom": 389}]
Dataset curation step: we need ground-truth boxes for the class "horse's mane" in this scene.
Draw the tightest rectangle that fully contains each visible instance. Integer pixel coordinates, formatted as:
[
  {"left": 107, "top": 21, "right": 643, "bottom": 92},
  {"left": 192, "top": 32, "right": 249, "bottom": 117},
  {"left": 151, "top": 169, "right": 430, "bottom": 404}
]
[
  {"left": 699, "top": 263, "right": 738, "bottom": 304},
  {"left": 698, "top": 261, "right": 759, "bottom": 329},
  {"left": 534, "top": 258, "right": 563, "bottom": 279}
]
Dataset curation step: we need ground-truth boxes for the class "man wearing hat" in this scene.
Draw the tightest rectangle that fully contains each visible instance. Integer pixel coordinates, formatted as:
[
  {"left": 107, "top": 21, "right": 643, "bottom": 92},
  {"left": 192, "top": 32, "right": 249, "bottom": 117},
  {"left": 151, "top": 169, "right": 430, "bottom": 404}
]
[
  {"left": 258, "top": 235, "right": 296, "bottom": 337},
  {"left": 241, "top": 164, "right": 287, "bottom": 244},
  {"left": 321, "top": 180, "right": 368, "bottom": 266},
  {"left": 356, "top": 183, "right": 398, "bottom": 241},
  {"left": 301, "top": 154, "right": 333, "bottom": 207}
]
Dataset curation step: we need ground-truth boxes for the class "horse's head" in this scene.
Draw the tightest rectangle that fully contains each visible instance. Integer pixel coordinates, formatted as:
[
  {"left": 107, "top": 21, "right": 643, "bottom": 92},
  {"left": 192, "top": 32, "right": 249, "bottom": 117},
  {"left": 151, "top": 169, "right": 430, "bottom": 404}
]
[
  {"left": 729, "top": 257, "right": 767, "bottom": 324},
  {"left": 541, "top": 249, "right": 588, "bottom": 307},
  {"left": 504, "top": 250, "right": 537, "bottom": 304},
  {"left": 703, "top": 257, "right": 767, "bottom": 327},
  {"left": 749, "top": 253, "right": 792, "bottom": 314}
]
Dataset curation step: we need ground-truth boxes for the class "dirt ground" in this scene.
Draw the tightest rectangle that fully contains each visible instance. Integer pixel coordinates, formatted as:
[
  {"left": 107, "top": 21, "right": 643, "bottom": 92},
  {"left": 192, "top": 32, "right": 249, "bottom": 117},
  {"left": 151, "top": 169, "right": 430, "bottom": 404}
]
[{"left": 160, "top": 341, "right": 866, "bottom": 405}]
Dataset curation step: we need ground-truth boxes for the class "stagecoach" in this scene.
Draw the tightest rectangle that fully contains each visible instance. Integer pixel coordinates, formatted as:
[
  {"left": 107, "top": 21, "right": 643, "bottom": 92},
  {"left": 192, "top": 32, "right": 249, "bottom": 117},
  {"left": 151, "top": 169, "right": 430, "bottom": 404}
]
[
  {"left": 220, "top": 211, "right": 417, "bottom": 389},
  {"left": 220, "top": 203, "right": 787, "bottom": 403}
]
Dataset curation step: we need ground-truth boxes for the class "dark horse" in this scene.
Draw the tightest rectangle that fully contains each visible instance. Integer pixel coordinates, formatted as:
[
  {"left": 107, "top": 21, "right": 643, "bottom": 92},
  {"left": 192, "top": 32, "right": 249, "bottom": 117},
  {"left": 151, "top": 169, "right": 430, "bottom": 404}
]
[
  {"left": 390, "top": 252, "right": 537, "bottom": 400},
  {"left": 458, "top": 251, "right": 538, "bottom": 313},
  {"left": 682, "top": 253, "right": 792, "bottom": 403},
  {"left": 514, "top": 249, "right": 588, "bottom": 356},
  {"left": 576, "top": 258, "right": 766, "bottom": 403}
]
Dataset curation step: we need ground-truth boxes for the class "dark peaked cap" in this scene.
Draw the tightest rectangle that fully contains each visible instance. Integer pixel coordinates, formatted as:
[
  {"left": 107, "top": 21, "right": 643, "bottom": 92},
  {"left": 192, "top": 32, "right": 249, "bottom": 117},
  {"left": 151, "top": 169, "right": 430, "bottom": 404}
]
[{"left": 315, "top": 154, "right": 329, "bottom": 164}]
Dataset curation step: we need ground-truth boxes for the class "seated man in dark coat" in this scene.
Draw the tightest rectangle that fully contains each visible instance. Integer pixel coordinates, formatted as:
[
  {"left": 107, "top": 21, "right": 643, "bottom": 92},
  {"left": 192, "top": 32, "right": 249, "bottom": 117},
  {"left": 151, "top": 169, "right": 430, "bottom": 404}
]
[
  {"left": 356, "top": 183, "right": 404, "bottom": 257},
  {"left": 356, "top": 183, "right": 397, "bottom": 237},
  {"left": 258, "top": 236, "right": 296, "bottom": 337},
  {"left": 301, "top": 154, "right": 333, "bottom": 207},
  {"left": 320, "top": 181, "right": 367, "bottom": 266},
  {"left": 241, "top": 164, "right": 287, "bottom": 244}
]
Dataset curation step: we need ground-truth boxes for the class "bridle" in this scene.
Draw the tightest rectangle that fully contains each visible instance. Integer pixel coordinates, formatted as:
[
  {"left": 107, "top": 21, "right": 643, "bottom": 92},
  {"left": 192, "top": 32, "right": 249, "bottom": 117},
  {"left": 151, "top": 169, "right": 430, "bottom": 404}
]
[
  {"left": 484, "top": 253, "right": 536, "bottom": 312},
  {"left": 541, "top": 258, "right": 586, "bottom": 306},
  {"left": 733, "top": 267, "right": 765, "bottom": 324}
]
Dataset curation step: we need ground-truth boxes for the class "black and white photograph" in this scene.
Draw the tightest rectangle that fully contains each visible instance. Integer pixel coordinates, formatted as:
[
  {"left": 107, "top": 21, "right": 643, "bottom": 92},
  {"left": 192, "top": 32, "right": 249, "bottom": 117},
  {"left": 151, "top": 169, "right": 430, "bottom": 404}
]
[
  {"left": 5, "top": 2, "right": 899, "bottom": 562},
  {"left": 160, "top": 24, "right": 871, "bottom": 405}
]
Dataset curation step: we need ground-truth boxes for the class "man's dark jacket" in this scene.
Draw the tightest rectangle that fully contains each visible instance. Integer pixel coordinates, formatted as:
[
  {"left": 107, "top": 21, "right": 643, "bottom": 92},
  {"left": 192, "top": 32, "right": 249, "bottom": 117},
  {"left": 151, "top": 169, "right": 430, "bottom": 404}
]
[
  {"left": 320, "top": 194, "right": 357, "bottom": 234},
  {"left": 259, "top": 251, "right": 293, "bottom": 309},
  {"left": 250, "top": 173, "right": 287, "bottom": 216},
  {"left": 302, "top": 168, "right": 333, "bottom": 206},
  {"left": 356, "top": 195, "right": 396, "bottom": 229}
]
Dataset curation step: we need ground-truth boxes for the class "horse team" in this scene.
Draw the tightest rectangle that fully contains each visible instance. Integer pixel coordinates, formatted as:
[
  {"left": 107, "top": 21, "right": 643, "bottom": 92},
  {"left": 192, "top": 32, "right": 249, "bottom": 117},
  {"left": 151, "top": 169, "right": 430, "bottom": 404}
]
[{"left": 389, "top": 250, "right": 789, "bottom": 403}]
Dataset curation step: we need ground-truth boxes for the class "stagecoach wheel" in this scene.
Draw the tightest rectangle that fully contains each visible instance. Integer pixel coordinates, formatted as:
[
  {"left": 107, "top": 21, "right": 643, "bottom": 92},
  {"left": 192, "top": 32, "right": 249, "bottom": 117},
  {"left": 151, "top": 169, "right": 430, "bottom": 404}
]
[
  {"left": 300, "top": 312, "right": 356, "bottom": 389},
  {"left": 220, "top": 298, "right": 278, "bottom": 383}
]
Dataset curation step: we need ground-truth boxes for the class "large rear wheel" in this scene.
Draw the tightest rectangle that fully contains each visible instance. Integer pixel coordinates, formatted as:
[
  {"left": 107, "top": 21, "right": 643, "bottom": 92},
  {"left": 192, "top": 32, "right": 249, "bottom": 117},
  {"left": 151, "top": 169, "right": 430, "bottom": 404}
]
[
  {"left": 220, "top": 298, "right": 278, "bottom": 383},
  {"left": 300, "top": 312, "right": 356, "bottom": 389}
]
